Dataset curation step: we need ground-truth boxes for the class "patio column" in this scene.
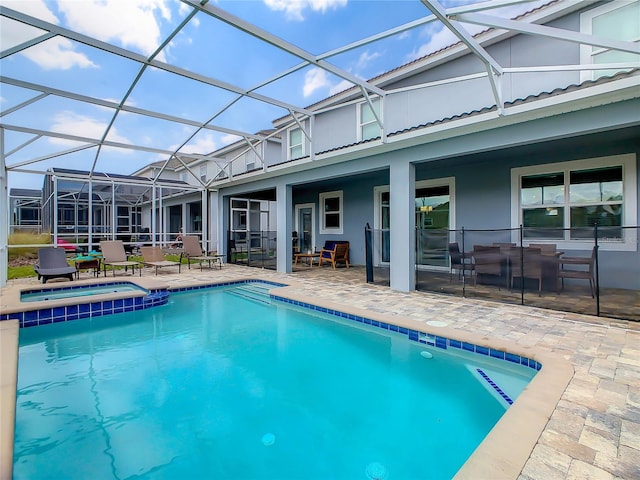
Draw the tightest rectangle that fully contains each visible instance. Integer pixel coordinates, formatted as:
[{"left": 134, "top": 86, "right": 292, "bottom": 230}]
[
  {"left": 0, "top": 128, "right": 7, "bottom": 287},
  {"left": 389, "top": 161, "right": 415, "bottom": 292},
  {"left": 276, "top": 182, "right": 293, "bottom": 273}
]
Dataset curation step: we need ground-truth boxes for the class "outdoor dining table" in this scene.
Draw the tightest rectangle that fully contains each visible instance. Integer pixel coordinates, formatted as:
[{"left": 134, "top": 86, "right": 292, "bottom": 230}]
[{"left": 473, "top": 246, "right": 564, "bottom": 292}]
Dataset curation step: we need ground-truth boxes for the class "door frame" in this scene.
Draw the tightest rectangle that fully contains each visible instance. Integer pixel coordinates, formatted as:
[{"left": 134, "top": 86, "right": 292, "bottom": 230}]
[
  {"left": 374, "top": 177, "right": 456, "bottom": 270},
  {"left": 294, "top": 203, "right": 316, "bottom": 253}
]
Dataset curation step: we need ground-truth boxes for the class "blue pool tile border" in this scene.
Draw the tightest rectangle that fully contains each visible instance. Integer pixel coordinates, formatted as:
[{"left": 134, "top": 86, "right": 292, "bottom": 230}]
[
  {"left": 1, "top": 289, "right": 170, "bottom": 328},
  {"left": 477, "top": 368, "right": 514, "bottom": 405},
  {"left": 170, "top": 278, "right": 287, "bottom": 293},
  {"left": 271, "top": 294, "right": 542, "bottom": 373},
  {"left": 3, "top": 279, "right": 542, "bottom": 373}
]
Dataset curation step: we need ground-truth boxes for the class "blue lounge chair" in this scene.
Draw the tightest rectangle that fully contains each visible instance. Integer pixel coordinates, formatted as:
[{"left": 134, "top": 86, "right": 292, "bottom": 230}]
[{"left": 34, "top": 247, "right": 77, "bottom": 284}]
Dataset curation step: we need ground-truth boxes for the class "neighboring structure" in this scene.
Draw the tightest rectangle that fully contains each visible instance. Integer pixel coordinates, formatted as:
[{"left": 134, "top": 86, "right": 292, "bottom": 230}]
[
  {"left": 40, "top": 168, "right": 201, "bottom": 250},
  {"left": 158, "top": 0, "right": 638, "bottom": 291},
  {"left": 9, "top": 188, "right": 41, "bottom": 233},
  {"left": 134, "top": 131, "right": 282, "bottom": 255}
]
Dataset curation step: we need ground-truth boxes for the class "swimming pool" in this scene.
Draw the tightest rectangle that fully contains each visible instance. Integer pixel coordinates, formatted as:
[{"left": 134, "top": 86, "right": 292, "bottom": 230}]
[
  {"left": 13, "top": 282, "right": 538, "bottom": 479},
  {"left": 20, "top": 282, "right": 148, "bottom": 302}
]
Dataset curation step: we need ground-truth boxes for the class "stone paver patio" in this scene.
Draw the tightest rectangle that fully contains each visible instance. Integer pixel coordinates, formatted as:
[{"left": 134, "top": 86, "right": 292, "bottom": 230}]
[{"left": 2, "top": 263, "right": 639, "bottom": 479}]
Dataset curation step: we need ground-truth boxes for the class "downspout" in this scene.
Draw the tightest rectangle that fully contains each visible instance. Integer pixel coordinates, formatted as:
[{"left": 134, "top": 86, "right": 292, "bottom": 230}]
[
  {"left": 53, "top": 175, "right": 58, "bottom": 247},
  {"left": 88, "top": 177, "right": 93, "bottom": 251},
  {"left": 201, "top": 188, "right": 208, "bottom": 251},
  {"left": 151, "top": 184, "right": 157, "bottom": 246}
]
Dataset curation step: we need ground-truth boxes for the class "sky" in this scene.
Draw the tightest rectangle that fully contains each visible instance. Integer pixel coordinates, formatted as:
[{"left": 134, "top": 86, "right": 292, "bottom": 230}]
[{"left": 0, "top": 0, "right": 548, "bottom": 190}]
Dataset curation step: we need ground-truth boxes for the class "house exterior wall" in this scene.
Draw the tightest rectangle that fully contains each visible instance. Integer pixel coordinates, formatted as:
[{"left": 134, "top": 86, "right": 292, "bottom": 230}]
[
  {"left": 304, "top": 7, "right": 609, "bottom": 160},
  {"left": 194, "top": 2, "right": 640, "bottom": 294},
  {"left": 312, "top": 106, "right": 357, "bottom": 154}
]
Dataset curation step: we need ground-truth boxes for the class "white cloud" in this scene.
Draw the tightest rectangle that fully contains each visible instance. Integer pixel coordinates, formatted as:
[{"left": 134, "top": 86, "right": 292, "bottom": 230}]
[
  {"left": 264, "top": 0, "right": 347, "bottom": 21},
  {"left": 221, "top": 134, "right": 241, "bottom": 146},
  {"left": 408, "top": 23, "right": 459, "bottom": 61},
  {"left": 328, "top": 79, "right": 354, "bottom": 97},
  {"left": 57, "top": 0, "right": 172, "bottom": 61},
  {"left": 1, "top": 0, "right": 96, "bottom": 69},
  {"left": 49, "top": 111, "right": 130, "bottom": 147},
  {"left": 356, "top": 50, "right": 382, "bottom": 71},
  {"left": 303, "top": 68, "right": 332, "bottom": 97},
  {"left": 24, "top": 37, "right": 98, "bottom": 70},
  {"left": 176, "top": 133, "right": 218, "bottom": 155}
]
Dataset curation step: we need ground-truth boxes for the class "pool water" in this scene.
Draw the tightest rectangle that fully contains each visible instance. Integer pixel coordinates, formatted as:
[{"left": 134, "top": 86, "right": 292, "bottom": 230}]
[
  {"left": 14, "top": 284, "right": 536, "bottom": 479},
  {"left": 20, "top": 282, "right": 148, "bottom": 302}
]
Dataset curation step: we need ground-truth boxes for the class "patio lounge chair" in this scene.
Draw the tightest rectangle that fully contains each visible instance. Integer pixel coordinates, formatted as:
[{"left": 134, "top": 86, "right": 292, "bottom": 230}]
[
  {"left": 318, "top": 241, "right": 350, "bottom": 269},
  {"left": 100, "top": 240, "right": 141, "bottom": 277},
  {"left": 181, "top": 235, "right": 223, "bottom": 270},
  {"left": 34, "top": 247, "right": 77, "bottom": 284},
  {"left": 140, "top": 246, "right": 181, "bottom": 275}
]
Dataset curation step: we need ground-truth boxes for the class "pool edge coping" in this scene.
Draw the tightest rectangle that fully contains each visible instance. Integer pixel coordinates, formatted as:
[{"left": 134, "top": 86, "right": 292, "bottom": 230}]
[
  {"left": 2, "top": 277, "right": 575, "bottom": 479},
  {"left": 0, "top": 277, "right": 170, "bottom": 315},
  {"left": 0, "top": 320, "right": 18, "bottom": 480}
]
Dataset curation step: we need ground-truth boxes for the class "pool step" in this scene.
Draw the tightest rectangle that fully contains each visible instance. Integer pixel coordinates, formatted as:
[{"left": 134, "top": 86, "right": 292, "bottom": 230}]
[{"left": 226, "top": 283, "right": 272, "bottom": 305}]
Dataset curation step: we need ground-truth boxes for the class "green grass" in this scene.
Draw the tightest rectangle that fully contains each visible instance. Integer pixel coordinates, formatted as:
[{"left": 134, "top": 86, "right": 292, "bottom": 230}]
[
  {"left": 6, "top": 249, "right": 187, "bottom": 281},
  {"left": 8, "top": 231, "right": 50, "bottom": 260},
  {"left": 8, "top": 265, "right": 38, "bottom": 280}
]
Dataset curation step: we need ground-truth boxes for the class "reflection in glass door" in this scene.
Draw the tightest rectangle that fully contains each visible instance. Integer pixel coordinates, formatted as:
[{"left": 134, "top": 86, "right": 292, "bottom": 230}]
[
  {"left": 295, "top": 204, "right": 315, "bottom": 254},
  {"left": 415, "top": 185, "right": 450, "bottom": 268},
  {"left": 381, "top": 191, "right": 390, "bottom": 262}
]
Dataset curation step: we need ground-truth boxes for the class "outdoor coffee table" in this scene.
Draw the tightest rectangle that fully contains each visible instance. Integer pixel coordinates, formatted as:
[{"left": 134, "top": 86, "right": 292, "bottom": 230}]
[{"left": 294, "top": 252, "right": 320, "bottom": 267}]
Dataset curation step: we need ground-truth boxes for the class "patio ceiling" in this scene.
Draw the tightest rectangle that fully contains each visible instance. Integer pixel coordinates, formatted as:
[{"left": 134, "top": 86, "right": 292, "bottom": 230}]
[{"left": 4, "top": 0, "right": 638, "bottom": 191}]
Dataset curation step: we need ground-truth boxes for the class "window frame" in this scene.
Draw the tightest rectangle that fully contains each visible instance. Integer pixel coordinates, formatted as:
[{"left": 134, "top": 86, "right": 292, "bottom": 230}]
[
  {"left": 357, "top": 97, "right": 382, "bottom": 142},
  {"left": 199, "top": 165, "right": 207, "bottom": 182},
  {"left": 579, "top": 0, "right": 640, "bottom": 82},
  {"left": 510, "top": 154, "right": 637, "bottom": 251},
  {"left": 319, "top": 190, "right": 343, "bottom": 235},
  {"left": 288, "top": 127, "right": 304, "bottom": 160}
]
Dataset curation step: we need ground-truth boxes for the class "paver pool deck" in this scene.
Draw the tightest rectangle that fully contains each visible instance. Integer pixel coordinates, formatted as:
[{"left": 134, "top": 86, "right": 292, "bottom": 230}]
[{"left": 1, "top": 264, "right": 639, "bottom": 479}]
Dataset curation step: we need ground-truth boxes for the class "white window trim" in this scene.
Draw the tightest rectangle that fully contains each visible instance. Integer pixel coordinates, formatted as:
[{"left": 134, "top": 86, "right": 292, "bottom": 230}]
[
  {"left": 287, "top": 126, "right": 305, "bottom": 160},
  {"left": 199, "top": 165, "right": 207, "bottom": 182},
  {"left": 319, "top": 190, "right": 343, "bottom": 235},
  {"left": 510, "top": 153, "right": 637, "bottom": 251},
  {"left": 579, "top": 0, "right": 640, "bottom": 82},
  {"left": 357, "top": 98, "right": 382, "bottom": 142}
]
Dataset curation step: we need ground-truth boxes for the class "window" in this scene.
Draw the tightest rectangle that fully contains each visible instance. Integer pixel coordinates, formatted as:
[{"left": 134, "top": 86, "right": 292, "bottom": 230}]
[
  {"left": 580, "top": 0, "right": 640, "bottom": 81},
  {"left": 180, "top": 172, "right": 188, "bottom": 183},
  {"left": 511, "top": 154, "right": 637, "bottom": 248},
  {"left": 200, "top": 165, "right": 207, "bottom": 182},
  {"left": 358, "top": 98, "right": 381, "bottom": 141},
  {"left": 319, "top": 190, "right": 343, "bottom": 234},
  {"left": 288, "top": 127, "right": 304, "bottom": 160}
]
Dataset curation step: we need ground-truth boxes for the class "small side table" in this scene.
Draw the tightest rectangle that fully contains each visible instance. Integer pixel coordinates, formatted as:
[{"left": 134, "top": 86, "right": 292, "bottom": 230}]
[{"left": 73, "top": 256, "right": 101, "bottom": 278}]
